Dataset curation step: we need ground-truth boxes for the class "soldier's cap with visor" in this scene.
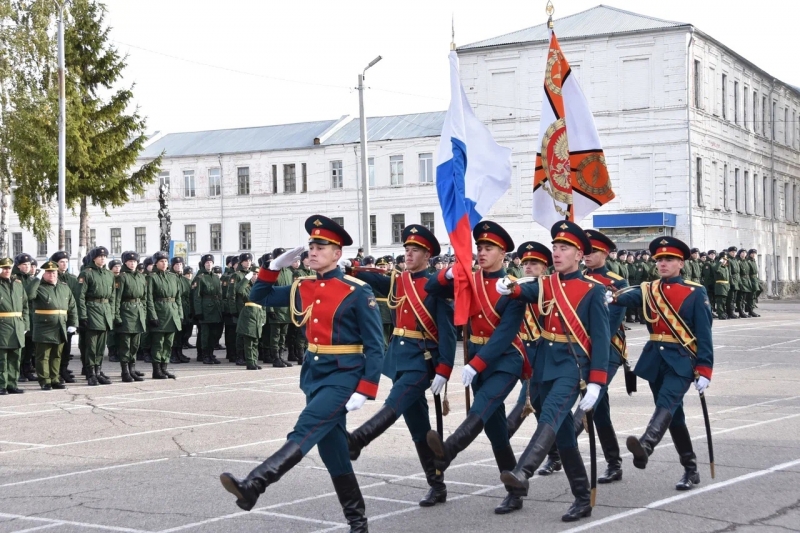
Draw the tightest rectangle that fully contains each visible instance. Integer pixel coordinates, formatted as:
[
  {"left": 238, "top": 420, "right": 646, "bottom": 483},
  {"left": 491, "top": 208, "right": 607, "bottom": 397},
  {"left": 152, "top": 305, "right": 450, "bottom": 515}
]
[
  {"left": 15, "top": 253, "right": 33, "bottom": 266},
  {"left": 305, "top": 214, "right": 353, "bottom": 247},
  {"left": 649, "top": 236, "right": 691, "bottom": 260},
  {"left": 402, "top": 224, "right": 440, "bottom": 257},
  {"left": 152, "top": 251, "right": 169, "bottom": 262},
  {"left": 41, "top": 260, "right": 59, "bottom": 271},
  {"left": 516, "top": 241, "right": 553, "bottom": 267},
  {"left": 200, "top": 254, "right": 215, "bottom": 264},
  {"left": 584, "top": 229, "right": 616, "bottom": 255},
  {"left": 550, "top": 220, "right": 592, "bottom": 255},
  {"left": 375, "top": 256, "right": 389, "bottom": 267},
  {"left": 108, "top": 260, "right": 121, "bottom": 270},
  {"left": 90, "top": 246, "right": 109, "bottom": 260},
  {"left": 474, "top": 220, "right": 514, "bottom": 252},
  {"left": 121, "top": 251, "right": 139, "bottom": 263},
  {"left": 239, "top": 252, "right": 253, "bottom": 263},
  {"left": 170, "top": 256, "right": 184, "bottom": 267},
  {"left": 50, "top": 251, "right": 69, "bottom": 262},
  {"left": 0, "top": 257, "right": 13, "bottom": 268}
]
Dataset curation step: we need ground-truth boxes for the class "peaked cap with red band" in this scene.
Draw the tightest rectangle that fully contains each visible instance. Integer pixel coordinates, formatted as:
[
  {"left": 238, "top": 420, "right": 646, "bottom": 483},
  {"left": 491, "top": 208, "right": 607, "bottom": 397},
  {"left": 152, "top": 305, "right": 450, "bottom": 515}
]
[
  {"left": 305, "top": 215, "right": 353, "bottom": 247},
  {"left": 649, "top": 236, "right": 690, "bottom": 260},
  {"left": 402, "top": 224, "right": 441, "bottom": 256},
  {"left": 550, "top": 220, "right": 592, "bottom": 255},
  {"left": 516, "top": 241, "right": 552, "bottom": 267},
  {"left": 473, "top": 221, "right": 514, "bottom": 252},
  {"left": 584, "top": 229, "right": 616, "bottom": 255}
]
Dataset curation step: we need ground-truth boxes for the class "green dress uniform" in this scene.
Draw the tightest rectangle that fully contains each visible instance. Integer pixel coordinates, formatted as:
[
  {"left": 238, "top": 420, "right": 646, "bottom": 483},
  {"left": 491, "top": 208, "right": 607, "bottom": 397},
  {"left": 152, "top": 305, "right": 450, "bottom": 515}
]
[
  {"left": 114, "top": 256, "right": 147, "bottom": 381},
  {"left": 12, "top": 260, "right": 36, "bottom": 382},
  {"left": 77, "top": 250, "right": 116, "bottom": 385},
  {"left": 192, "top": 256, "right": 223, "bottom": 363},
  {"left": 146, "top": 259, "right": 183, "bottom": 379},
  {"left": 53, "top": 251, "right": 80, "bottom": 382},
  {"left": 267, "top": 258, "right": 294, "bottom": 368},
  {"left": 713, "top": 259, "right": 730, "bottom": 318},
  {"left": 234, "top": 267, "right": 265, "bottom": 369},
  {"left": 229, "top": 258, "right": 254, "bottom": 365},
  {"left": 0, "top": 259, "right": 29, "bottom": 394},
  {"left": 27, "top": 265, "right": 78, "bottom": 389}
]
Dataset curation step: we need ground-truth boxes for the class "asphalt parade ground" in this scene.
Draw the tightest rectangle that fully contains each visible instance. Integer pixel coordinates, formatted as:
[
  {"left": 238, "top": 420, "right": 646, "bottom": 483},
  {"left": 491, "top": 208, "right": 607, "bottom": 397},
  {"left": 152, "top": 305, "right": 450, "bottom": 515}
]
[{"left": 1, "top": 301, "right": 799, "bottom": 533}]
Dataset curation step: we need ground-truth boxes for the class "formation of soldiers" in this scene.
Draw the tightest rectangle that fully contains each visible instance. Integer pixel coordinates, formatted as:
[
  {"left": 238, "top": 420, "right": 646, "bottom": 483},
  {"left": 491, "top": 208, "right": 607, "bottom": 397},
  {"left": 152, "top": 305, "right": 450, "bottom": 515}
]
[{"left": 216, "top": 214, "right": 721, "bottom": 533}]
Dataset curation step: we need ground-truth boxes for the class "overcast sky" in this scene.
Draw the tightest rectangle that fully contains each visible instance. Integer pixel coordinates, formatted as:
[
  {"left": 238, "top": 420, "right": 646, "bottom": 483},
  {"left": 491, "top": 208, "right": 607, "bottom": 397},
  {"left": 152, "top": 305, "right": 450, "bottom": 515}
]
[{"left": 102, "top": 0, "right": 797, "bottom": 135}]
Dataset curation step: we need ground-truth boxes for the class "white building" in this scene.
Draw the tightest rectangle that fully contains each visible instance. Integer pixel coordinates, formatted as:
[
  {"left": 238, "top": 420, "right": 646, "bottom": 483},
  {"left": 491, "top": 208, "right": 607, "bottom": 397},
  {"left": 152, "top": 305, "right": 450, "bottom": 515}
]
[{"left": 8, "top": 5, "right": 800, "bottom": 293}]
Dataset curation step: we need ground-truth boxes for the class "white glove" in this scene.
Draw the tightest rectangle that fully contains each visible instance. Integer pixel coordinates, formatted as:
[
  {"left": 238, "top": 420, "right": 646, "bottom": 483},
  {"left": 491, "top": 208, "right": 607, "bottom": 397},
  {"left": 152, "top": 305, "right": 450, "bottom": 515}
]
[
  {"left": 605, "top": 290, "right": 614, "bottom": 304},
  {"left": 461, "top": 364, "right": 477, "bottom": 387},
  {"left": 36, "top": 269, "right": 44, "bottom": 279},
  {"left": 245, "top": 271, "right": 254, "bottom": 280},
  {"left": 579, "top": 383, "right": 602, "bottom": 411},
  {"left": 496, "top": 277, "right": 513, "bottom": 296},
  {"left": 695, "top": 376, "right": 710, "bottom": 394},
  {"left": 345, "top": 392, "right": 368, "bottom": 412},
  {"left": 337, "top": 258, "right": 352, "bottom": 270},
  {"left": 444, "top": 267, "right": 454, "bottom": 280},
  {"left": 430, "top": 374, "right": 447, "bottom": 395},
  {"left": 270, "top": 246, "right": 305, "bottom": 271},
  {"left": 67, "top": 326, "right": 77, "bottom": 334}
]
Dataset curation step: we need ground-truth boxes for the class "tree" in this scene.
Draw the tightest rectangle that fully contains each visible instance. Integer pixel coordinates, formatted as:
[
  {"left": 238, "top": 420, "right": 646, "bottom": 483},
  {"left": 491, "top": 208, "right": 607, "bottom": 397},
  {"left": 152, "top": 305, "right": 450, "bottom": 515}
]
[{"left": 2, "top": 0, "right": 161, "bottom": 257}]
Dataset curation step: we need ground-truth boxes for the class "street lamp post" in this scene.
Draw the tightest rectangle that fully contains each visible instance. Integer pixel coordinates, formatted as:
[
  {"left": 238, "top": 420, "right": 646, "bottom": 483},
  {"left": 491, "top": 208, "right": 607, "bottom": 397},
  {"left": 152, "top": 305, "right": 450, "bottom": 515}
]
[
  {"left": 358, "top": 55, "right": 382, "bottom": 255},
  {"left": 57, "top": 1, "right": 66, "bottom": 252}
]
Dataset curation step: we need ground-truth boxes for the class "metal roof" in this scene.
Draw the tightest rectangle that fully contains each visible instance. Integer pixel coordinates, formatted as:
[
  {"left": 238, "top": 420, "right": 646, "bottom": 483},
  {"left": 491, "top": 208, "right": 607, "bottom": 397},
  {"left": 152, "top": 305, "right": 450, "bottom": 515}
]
[
  {"left": 140, "top": 119, "right": 341, "bottom": 158},
  {"left": 459, "top": 4, "right": 688, "bottom": 51},
  {"left": 322, "top": 112, "right": 446, "bottom": 145}
]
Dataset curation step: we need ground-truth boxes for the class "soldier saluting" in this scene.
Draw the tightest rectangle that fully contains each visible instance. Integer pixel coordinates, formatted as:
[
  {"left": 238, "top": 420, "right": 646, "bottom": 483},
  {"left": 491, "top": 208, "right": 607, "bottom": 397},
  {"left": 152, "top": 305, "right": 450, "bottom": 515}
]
[{"left": 0, "top": 257, "right": 28, "bottom": 395}]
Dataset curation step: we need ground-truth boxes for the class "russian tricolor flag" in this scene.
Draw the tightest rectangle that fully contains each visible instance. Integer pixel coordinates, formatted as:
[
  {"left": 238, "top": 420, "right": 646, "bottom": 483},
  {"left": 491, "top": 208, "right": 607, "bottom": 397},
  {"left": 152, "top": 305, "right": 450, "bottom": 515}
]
[{"left": 436, "top": 51, "right": 512, "bottom": 325}]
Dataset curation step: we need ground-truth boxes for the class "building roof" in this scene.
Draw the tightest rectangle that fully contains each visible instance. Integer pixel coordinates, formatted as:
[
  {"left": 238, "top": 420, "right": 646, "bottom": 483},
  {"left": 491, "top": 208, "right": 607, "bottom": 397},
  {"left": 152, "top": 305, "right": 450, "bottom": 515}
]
[
  {"left": 459, "top": 4, "right": 688, "bottom": 51},
  {"left": 322, "top": 112, "right": 446, "bottom": 145}
]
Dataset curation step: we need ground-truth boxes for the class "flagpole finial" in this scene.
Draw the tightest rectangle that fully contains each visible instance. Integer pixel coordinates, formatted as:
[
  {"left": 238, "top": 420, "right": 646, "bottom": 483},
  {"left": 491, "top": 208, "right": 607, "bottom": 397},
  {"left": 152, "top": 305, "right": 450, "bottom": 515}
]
[
  {"left": 546, "top": 0, "right": 555, "bottom": 29},
  {"left": 451, "top": 13, "right": 456, "bottom": 51}
]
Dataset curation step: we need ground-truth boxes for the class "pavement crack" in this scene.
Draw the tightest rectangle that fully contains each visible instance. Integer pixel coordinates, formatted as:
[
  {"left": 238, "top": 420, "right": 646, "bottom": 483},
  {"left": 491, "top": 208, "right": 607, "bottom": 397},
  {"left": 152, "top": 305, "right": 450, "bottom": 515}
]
[{"left": 706, "top": 497, "right": 800, "bottom": 532}]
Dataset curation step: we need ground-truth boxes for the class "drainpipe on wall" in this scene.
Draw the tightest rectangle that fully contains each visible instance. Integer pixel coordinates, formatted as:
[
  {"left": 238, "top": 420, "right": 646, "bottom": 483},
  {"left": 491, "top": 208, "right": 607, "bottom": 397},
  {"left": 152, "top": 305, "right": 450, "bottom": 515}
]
[
  {"left": 686, "top": 28, "right": 695, "bottom": 245},
  {"left": 769, "top": 80, "right": 778, "bottom": 297},
  {"left": 218, "top": 154, "right": 224, "bottom": 266}
]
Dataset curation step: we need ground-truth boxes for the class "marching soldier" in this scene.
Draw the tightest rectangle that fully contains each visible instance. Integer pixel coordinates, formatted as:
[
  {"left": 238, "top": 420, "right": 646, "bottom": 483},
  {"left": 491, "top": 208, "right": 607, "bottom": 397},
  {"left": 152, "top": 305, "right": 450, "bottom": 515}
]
[
  {"left": 114, "top": 251, "right": 147, "bottom": 382},
  {"left": 146, "top": 251, "right": 183, "bottom": 379},
  {"left": 234, "top": 253, "right": 264, "bottom": 370},
  {"left": 726, "top": 246, "right": 741, "bottom": 319},
  {"left": 714, "top": 254, "right": 730, "bottom": 319},
  {"left": 77, "top": 247, "right": 116, "bottom": 386},
  {"left": 267, "top": 247, "right": 293, "bottom": 368},
  {"left": 27, "top": 261, "right": 78, "bottom": 390},
  {"left": 612, "top": 237, "right": 713, "bottom": 491},
  {"left": 12, "top": 254, "right": 37, "bottom": 383},
  {"left": 425, "top": 221, "right": 530, "bottom": 515},
  {"left": 52, "top": 251, "right": 79, "bottom": 384},
  {"left": 746, "top": 249, "right": 761, "bottom": 316},
  {"left": 0, "top": 257, "right": 29, "bottom": 395},
  {"left": 497, "top": 221, "right": 609, "bottom": 522},
  {"left": 193, "top": 254, "right": 223, "bottom": 365},
  {"left": 345, "top": 224, "right": 456, "bottom": 507},
  {"left": 220, "top": 215, "right": 384, "bottom": 532},
  {"left": 170, "top": 257, "right": 191, "bottom": 363}
]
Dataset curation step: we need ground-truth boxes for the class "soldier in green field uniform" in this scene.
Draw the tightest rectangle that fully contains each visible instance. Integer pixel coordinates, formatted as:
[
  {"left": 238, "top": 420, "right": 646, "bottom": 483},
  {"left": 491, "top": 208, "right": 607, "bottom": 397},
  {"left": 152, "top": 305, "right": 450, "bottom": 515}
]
[
  {"left": 746, "top": 250, "right": 761, "bottom": 316},
  {"left": 170, "top": 257, "right": 192, "bottom": 363},
  {"left": 77, "top": 247, "right": 116, "bottom": 386},
  {"left": 28, "top": 261, "right": 78, "bottom": 390},
  {"left": 193, "top": 254, "right": 223, "bottom": 365},
  {"left": 182, "top": 266, "right": 195, "bottom": 349},
  {"left": 52, "top": 251, "right": 79, "bottom": 384},
  {"left": 12, "top": 254, "right": 37, "bottom": 383},
  {"left": 234, "top": 254, "right": 264, "bottom": 370},
  {"left": 735, "top": 249, "right": 752, "bottom": 319},
  {"left": 507, "top": 253, "right": 524, "bottom": 278},
  {"left": 231, "top": 253, "right": 256, "bottom": 366},
  {"left": 114, "top": 251, "right": 147, "bottom": 382},
  {"left": 139, "top": 257, "right": 154, "bottom": 363},
  {"left": 267, "top": 247, "right": 293, "bottom": 368},
  {"left": 714, "top": 254, "right": 730, "bottom": 319},
  {"left": 221, "top": 255, "right": 238, "bottom": 362},
  {"left": 605, "top": 249, "right": 621, "bottom": 276},
  {"left": 701, "top": 250, "right": 717, "bottom": 315},
  {"left": 0, "top": 257, "right": 28, "bottom": 395},
  {"left": 256, "top": 253, "right": 272, "bottom": 364},
  {"left": 726, "top": 246, "right": 741, "bottom": 318},
  {"left": 373, "top": 256, "right": 393, "bottom": 345},
  {"left": 146, "top": 251, "right": 183, "bottom": 379},
  {"left": 630, "top": 252, "right": 648, "bottom": 323},
  {"left": 284, "top": 256, "right": 303, "bottom": 364},
  {"left": 107, "top": 259, "right": 122, "bottom": 363}
]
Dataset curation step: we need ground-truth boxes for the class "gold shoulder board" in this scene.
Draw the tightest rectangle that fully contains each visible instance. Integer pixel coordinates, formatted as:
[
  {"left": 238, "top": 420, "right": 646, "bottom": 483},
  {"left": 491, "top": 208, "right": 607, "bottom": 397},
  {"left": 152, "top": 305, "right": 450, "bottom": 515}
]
[
  {"left": 607, "top": 271, "right": 623, "bottom": 280},
  {"left": 344, "top": 275, "right": 367, "bottom": 286}
]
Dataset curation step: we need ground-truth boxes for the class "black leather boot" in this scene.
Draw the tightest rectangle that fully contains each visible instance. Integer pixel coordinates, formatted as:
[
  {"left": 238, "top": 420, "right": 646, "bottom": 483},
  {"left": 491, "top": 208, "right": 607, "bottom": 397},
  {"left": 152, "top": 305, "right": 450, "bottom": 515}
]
[
  {"left": 177, "top": 346, "right": 190, "bottom": 363},
  {"left": 573, "top": 407, "right": 586, "bottom": 437},
  {"left": 295, "top": 346, "right": 304, "bottom": 365},
  {"left": 506, "top": 401, "right": 529, "bottom": 438},
  {"left": 86, "top": 366, "right": 98, "bottom": 386},
  {"left": 121, "top": 362, "right": 133, "bottom": 383},
  {"left": 347, "top": 406, "right": 397, "bottom": 461},
  {"left": 96, "top": 366, "right": 111, "bottom": 385},
  {"left": 426, "top": 413, "right": 484, "bottom": 472},
  {"left": 415, "top": 441, "right": 447, "bottom": 507},
  {"left": 560, "top": 446, "right": 592, "bottom": 522},
  {"left": 60, "top": 368, "right": 75, "bottom": 383},
  {"left": 287, "top": 345, "right": 298, "bottom": 362},
  {"left": 597, "top": 424, "right": 622, "bottom": 483},
  {"left": 220, "top": 441, "right": 303, "bottom": 511},
  {"left": 331, "top": 472, "right": 368, "bottom": 533},
  {"left": 170, "top": 347, "right": 180, "bottom": 364},
  {"left": 494, "top": 445, "right": 524, "bottom": 515},
  {"left": 152, "top": 362, "right": 166, "bottom": 379},
  {"left": 537, "top": 444, "right": 562, "bottom": 476},
  {"left": 108, "top": 347, "right": 120, "bottom": 363},
  {"left": 161, "top": 362, "right": 176, "bottom": 379},
  {"left": 501, "top": 423, "right": 557, "bottom": 491},
  {"left": 671, "top": 425, "right": 700, "bottom": 490},
  {"left": 272, "top": 348, "right": 292, "bottom": 368},
  {"left": 128, "top": 362, "right": 144, "bottom": 382},
  {"left": 136, "top": 347, "right": 144, "bottom": 361},
  {"left": 627, "top": 407, "right": 672, "bottom": 469}
]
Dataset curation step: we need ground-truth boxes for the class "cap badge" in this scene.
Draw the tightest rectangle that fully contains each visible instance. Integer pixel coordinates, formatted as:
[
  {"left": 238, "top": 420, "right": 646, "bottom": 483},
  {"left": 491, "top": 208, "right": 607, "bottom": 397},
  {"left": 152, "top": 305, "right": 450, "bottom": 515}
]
[
  {"left": 560, "top": 223, "right": 569, "bottom": 230},
  {"left": 660, "top": 239, "right": 668, "bottom": 245},
  {"left": 409, "top": 227, "right": 418, "bottom": 233},
  {"left": 526, "top": 244, "right": 533, "bottom": 249},
  {"left": 313, "top": 219, "right": 323, "bottom": 227}
]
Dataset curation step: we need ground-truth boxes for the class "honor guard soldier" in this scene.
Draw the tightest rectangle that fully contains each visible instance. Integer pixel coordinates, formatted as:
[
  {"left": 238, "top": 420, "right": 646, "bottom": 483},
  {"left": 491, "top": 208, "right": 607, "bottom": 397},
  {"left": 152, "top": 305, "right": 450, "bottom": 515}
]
[
  {"left": 0, "top": 257, "right": 29, "bottom": 395},
  {"left": 146, "top": 251, "right": 183, "bottom": 379},
  {"left": 77, "top": 247, "right": 116, "bottom": 386},
  {"left": 193, "top": 254, "right": 223, "bottom": 364},
  {"left": 573, "top": 230, "right": 629, "bottom": 484},
  {"left": 28, "top": 261, "right": 78, "bottom": 390},
  {"left": 114, "top": 251, "right": 146, "bottom": 382},
  {"left": 170, "top": 257, "right": 191, "bottom": 363},
  {"left": 612, "top": 237, "right": 713, "bottom": 491},
  {"left": 425, "top": 221, "right": 531, "bottom": 515},
  {"left": 498, "top": 221, "right": 610, "bottom": 522},
  {"left": 233, "top": 253, "right": 264, "bottom": 370},
  {"left": 52, "top": 251, "right": 79, "bottom": 384},
  {"left": 220, "top": 215, "right": 384, "bottom": 532},
  {"left": 345, "top": 224, "right": 456, "bottom": 507}
]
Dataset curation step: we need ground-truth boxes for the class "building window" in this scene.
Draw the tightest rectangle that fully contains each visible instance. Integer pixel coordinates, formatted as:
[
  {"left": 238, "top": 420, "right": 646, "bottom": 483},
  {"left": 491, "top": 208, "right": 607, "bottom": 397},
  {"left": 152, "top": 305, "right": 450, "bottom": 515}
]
[
  {"left": 762, "top": 96, "right": 767, "bottom": 136},
  {"left": 693, "top": 60, "right": 702, "bottom": 108},
  {"left": 733, "top": 81, "right": 739, "bottom": 125},
  {"left": 711, "top": 161, "right": 718, "bottom": 209},
  {"left": 771, "top": 101, "right": 776, "bottom": 140},
  {"left": 331, "top": 160, "right": 343, "bottom": 189},
  {"left": 761, "top": 175, "right": 768, "bottom": 217},
  {"left": 185, "top": 224, "right": 196, "bottom": 252},
  {"left": 183, "top": 170, "right": 196, "bottom": 198},
  {"left": 784, "top": 182, "right": 790, "bottom": 220},
  {"left": 369, "top": 214, "right": 376, "bottom": 246},
  {"left": 753, "top": 91, "right": 758, "bottom": 132},
  {"left": 721, "top": 74, "right": 727, "bottom": 120},
  {"left": 421, "top": 212, "right": 435, "bottom": 234},
  {"left": 210, "top": 224, "right": 221, "bottom": 252},
  {"left": 239, "top": 223, "right": 251, "bottom": 250},
  {"left": 208, "top": 167, "right": 221, "bottom": 197},
  {"left": 159, "top": 171, "right": 170, "bottom": 191},
  {"left": 37, "top": 238, "right": 47, "bottom": 257},
  {"left": 89, "top": 229, "right": 96, "bottom": 249},
  {"left": 743, "top": 85, "right": 749, "bottom": 129},
  {"left": 793, "top": 110, "right": 797, "bottom": 148},
  {"left": 368, "top": 157, "right": 375, "bottom": 187},
  {"left": 723, "top": 164, "right": 729, "bottom": 210},
  {"left": 391, "top": 214, "right": 405, "bottom": 244},
  {"left": 696, "top": 157, "right": 704, "bottom": 207},
  {"left": 772, "top": 178, "right": 778, "bottom": 219},
  {"left": 110, "top": 228, "right": 121, "bottom": 255},
  {"left": 390, "top": 155, "right": 404, "bottom": 186},
  {"left": 777, "top": 256, "right": 782, "bottom": 281},
  {"left": 284, "top": 164, "right": 296, "bottom": 193},
  {"left": 419, "top": 153, "right": 434, "bottom": 183},
  {"left": 237, "top": 167, "right": 250, "bottom": 196},
  {"left": 735, "top": 168, "right": 741, "bottom": 213},
  {"left": 331, "top": 217, "right": 344, "bottom": 228},
  {"left": 745, "top": 171, "right": 752, "bottom": 214},
  {"left": 785, "top": 108, "right": 789, "bottom": 145},
  {"left": 64, "top": 229, "right": 72, "bottom": 257},
  {"left": 12, "top": 232, "right": 22, "bottom": 257},
  {"left": 134, "top": 227, "right": 146, "bottom": 254},
  {"left": 301, "top": 163, "right": 308, "bottom": 193},
  {"left": 271, "top": 165, "right": 278, "bottom": 194}
]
